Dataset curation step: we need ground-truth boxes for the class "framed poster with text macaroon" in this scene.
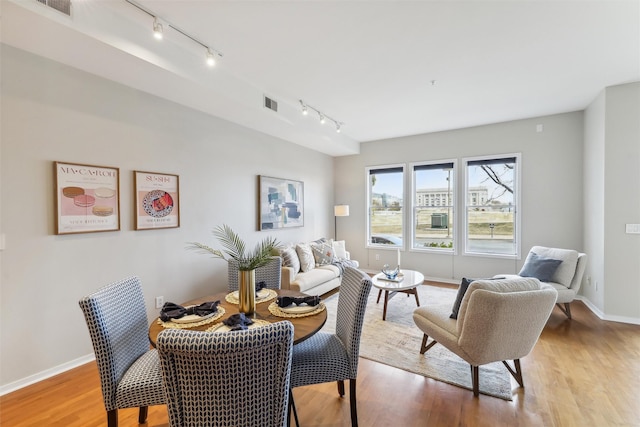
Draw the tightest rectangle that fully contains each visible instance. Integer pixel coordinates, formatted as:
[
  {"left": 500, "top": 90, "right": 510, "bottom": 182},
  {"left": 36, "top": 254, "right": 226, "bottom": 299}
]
[
  {"left": 134, "top": 171, "right": 180, "bottom": 230},
  {"left": 54, "top": 161, "right": 120, "bottom": 235}
]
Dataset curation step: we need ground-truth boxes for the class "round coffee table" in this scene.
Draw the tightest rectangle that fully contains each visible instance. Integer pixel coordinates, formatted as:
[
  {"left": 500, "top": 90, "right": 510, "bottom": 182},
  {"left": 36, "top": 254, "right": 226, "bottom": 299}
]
[{"left": 372, "top": 269, "right": 425, "bottom": 320}]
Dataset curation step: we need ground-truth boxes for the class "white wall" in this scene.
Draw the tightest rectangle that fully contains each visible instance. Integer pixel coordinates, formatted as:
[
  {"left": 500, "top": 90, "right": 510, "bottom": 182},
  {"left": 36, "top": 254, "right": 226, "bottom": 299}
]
[
  {"left": 336, "top": 112, "right": 585, "bottom": 281},
  {"left": 0, "top": 45, "right": 335, "bottom": 390},
  {"left": 583, "top": 90, "right": 606, "bottom": 310},
  {"left": 603, "top": 83, "right": 640, "bottom": 319}
]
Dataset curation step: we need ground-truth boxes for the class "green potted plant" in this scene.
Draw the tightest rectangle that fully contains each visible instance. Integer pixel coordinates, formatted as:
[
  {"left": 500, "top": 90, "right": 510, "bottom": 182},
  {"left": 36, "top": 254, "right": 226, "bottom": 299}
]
[{"left": 188, "top": 224, "right": 279, "bottom": 314}]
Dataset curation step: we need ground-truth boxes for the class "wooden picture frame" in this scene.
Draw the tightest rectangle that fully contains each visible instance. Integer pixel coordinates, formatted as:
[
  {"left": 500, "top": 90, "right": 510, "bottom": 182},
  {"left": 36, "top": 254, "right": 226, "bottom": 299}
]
[
  {"left": 134, "top": 171, "right": 180, "bottom": 230},
  {"left": 259, "top": 175, "right": 304, "bottom": 230},
  {"left": 54, "top": 161, "right": 120, "bottom": 234}
]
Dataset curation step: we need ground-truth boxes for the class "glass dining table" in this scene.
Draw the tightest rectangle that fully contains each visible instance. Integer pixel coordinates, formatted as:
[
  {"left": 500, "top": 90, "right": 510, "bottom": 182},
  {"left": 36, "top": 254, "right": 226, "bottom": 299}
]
[{"left": 148, "top": 288, "right": 327, "bottom": 346}]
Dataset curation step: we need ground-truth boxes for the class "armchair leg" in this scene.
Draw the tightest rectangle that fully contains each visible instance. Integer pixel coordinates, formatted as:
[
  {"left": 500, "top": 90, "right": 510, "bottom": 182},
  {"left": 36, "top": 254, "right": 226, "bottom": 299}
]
[
  {"left": 107, "top": 409, "right": 117, "bottom": 427},
  {"left": 337, "top": 380, "right": 345, "bottom": 397},
  {"left": 420, "top": 334, "right": 438, "bottom": 354},
  {"left": 349, "top": 379, "right": 358, "bottom": 427},
  {"left": 503, "top": 359, "right": 524, "bottom": 388},
  {"left": 471, "top": 365, "right": 479, "bottom": 397},
  {"left": 138, "top": 406, "right": 148, "bottom": 424},
  {"left": 556, "top": 302, "right": 572, "bottom": 319}
]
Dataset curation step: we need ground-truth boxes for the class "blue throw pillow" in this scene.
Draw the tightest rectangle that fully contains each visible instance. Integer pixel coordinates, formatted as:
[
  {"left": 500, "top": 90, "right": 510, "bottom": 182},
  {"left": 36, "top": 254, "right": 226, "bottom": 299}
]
[
  {"left": 519, "top": 252, "right": 562, "bottom": 282},
  {"left": 450, "top": 277, "right": 474, "bottom": 319}
]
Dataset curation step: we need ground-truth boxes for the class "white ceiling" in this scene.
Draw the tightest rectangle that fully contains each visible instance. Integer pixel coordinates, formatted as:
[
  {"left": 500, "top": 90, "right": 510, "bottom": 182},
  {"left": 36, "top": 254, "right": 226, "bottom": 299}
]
[{"left": 2, "top": 0, "right": 639, "bottom": 156}]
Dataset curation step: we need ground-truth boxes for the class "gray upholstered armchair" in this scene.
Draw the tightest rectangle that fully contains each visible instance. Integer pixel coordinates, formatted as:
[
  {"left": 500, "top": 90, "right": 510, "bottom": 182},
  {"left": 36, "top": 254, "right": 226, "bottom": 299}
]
[
  {"left": 412, "top": 277, "right": 557, "bottom": 397},
  {"left": 496, "top": 246, "right": 587, "bottom": 319}
]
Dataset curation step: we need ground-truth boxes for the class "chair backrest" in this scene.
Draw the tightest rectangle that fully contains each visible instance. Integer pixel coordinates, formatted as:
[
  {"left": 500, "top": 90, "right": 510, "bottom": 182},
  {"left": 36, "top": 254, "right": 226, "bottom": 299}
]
[
  {"left": 78, "top": 276, "right": 150, "bottom": 411},
  {"left": 227, "top": 256, "right": 282, "bottom": 292},
  {"left": 335, "top": 267, "right": 373, "bottom": 378},
  {"left": 157, "top": 321, "right": 294, "bottom": 427},
  {"left": 456, "top": 277, "right": 557, "bottom": 366}
]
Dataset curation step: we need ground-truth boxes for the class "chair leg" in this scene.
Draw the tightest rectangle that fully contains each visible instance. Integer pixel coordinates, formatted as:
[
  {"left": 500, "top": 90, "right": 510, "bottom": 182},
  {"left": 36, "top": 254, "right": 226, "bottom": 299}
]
[
  {"left": 337, "top": 380, "right": 345, "bottom": 397},
  {"left": 556, "top": 302, "right": 572, "bottom": 319},
  {"left": 349, "top": 379, "right": 358, "bottom": 427},
  {"left": 107, "top": 409, "right": 117, "bottom": 427},
  {"left": 138, "top": 406, "right": 148, "bottom": 424},
  {"left": 471, "top": 365, "right": 480, "bottom": 397},
  {"left": 288, "top": 389, "right": 300, "bottom": 427},
  {"left": 420, "top": 334, "right": 438, "bottom": 354},
  {"left": 503, "top": 359, "right": 524, "bottom": 388}
]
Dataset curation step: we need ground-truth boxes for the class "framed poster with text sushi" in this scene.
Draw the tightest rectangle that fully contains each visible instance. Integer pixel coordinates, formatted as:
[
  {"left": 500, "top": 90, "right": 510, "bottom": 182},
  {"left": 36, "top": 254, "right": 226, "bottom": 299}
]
[
  {"left": 134, "top": 171, "right": 180, "bottom": 230},
  {"left": 54, "top": 161, "right": 120, "bottom": 234}
]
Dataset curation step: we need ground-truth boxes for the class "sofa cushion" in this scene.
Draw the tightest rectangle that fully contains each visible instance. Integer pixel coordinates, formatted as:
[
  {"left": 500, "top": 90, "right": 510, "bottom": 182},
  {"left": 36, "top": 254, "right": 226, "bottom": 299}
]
[
  {"left": 311, "top": 239, "right": 335, "bottom": 266},
  {"left": 278, "top": 245, "right": 300, "bottom": 274},
  {"left": 522, "top": 246, "right": 578, "bottom": 288},
  {"left": 519, "top": 252, "right": 562, "bottom": 283},
  {"left": 296, "top": 243, "right": 315, "bottom": 272},
  {"left": 292, "top": 265, "right": 340, "bottom": 293}
]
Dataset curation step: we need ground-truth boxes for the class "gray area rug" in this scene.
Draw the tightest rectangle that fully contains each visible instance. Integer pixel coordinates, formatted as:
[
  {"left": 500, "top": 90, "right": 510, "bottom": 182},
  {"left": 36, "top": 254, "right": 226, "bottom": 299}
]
[{"left": 321, "top": 284, "right": 513, "bottom": 400}]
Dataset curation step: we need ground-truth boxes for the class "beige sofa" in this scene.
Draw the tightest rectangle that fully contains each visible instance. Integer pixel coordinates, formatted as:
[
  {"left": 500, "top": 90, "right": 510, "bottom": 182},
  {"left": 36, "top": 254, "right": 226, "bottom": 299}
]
[{"left": 274, "top": 239, "right": 358, "bottom": 296}]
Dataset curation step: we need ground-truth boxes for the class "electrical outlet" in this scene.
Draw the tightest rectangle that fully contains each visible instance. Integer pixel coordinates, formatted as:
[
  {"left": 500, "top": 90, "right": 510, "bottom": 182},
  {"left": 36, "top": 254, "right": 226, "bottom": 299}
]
[
  {"left": 594, "top": 281, "right": 598, "bottom": 292},
  {"left": 155, "top": 296, "right": 164, "bottom": 309},
  {"left": 375, "top": 254, "right": 380, "bottom": 261}
]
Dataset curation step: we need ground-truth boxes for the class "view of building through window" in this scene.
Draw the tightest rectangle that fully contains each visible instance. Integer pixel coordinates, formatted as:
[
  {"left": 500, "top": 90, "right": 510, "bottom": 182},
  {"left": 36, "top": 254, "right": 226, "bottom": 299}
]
[
  {"left": 367, "top": 155, "right": 519, "bottom": 257},
  {"left": 413, "top": 162, "right": 455, "bottom": 251},
  {"left": 465, "top": 156, "right": 519, "bottom": 256}
]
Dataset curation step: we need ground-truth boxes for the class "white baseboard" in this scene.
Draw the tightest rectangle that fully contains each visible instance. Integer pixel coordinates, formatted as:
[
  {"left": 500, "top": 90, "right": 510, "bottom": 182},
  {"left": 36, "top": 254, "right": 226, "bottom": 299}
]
[
  {"left": 0, "top": 353, "right": 95, "bottom": 396},
  {"left": 574, "top": 296, "right": 640, "bottom": 325}
]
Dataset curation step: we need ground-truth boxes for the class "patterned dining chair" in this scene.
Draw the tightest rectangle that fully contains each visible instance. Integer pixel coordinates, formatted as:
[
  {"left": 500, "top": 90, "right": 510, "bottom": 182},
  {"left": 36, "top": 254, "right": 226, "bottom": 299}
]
[
  {"left": 227, "top": 255, "right": 282, "bottom": 291},
  {"left": 78, "top": 276, "right": 165, "bottom": 427},
  {"left": 157, "top": 321, "right": 294, "bottom": 427},
  {"left": 289, "top": 267, "right": 372, "bottom": 427}
]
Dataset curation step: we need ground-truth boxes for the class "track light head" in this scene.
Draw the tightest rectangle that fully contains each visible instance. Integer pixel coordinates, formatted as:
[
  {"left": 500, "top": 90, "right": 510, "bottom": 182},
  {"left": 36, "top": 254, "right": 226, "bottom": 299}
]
[
  {"left": 153, "top": 18, "right": 163, "bottom": 40},
  {"left": 300, "top": 100, "right": 308, "bottom": 115},
  {"left": 206, "top": 48, "right": 215, "bottom": 67},
  {"left": 319, "top": 114, "right": 325, "bottom": 124},
  {"left": 336, "top": 123, "right": 341, "bottom": 133}
]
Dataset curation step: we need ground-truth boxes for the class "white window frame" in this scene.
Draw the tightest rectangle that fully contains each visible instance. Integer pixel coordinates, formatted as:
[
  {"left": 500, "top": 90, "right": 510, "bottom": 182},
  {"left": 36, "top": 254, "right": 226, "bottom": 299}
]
[
  {"left": 410, "top": 159, "right": 457, "bottom": 254},
  {"left": 463, "top": 153, "right": 521, "bottom": 259},
  {"left": 366, "top": 164, "right": 405, "bottom": 250}
]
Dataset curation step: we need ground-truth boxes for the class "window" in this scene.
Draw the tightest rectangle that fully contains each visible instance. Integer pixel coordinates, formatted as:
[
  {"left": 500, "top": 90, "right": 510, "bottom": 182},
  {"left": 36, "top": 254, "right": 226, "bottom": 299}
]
[
  {"left": 367, "top": 165, "right": 404, "bottom": 248},
  {"left": 464, "top": 155, "right": 520, "bottom": 257},
  {"left": 412, "top": 161, "right": 455, "bottom": 251}
]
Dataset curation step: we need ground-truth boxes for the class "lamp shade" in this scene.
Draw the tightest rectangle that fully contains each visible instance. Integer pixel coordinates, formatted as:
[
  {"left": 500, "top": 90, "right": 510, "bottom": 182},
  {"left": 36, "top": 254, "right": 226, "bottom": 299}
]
[{"left": 334, "top": 205, "right": 350, "bottom": 217}]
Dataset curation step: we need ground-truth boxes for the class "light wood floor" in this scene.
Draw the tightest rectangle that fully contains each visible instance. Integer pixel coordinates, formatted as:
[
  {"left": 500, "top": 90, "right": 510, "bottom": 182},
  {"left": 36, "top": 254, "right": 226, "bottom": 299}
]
[{"left": 2, "top": 283, "right": 639, "bottom": 427}]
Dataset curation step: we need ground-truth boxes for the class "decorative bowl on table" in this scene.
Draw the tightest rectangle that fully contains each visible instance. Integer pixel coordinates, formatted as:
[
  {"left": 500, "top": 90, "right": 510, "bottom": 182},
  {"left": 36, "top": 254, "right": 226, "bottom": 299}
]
[{"left": 381, "top": 264, "right": 400, "bottom": 280}]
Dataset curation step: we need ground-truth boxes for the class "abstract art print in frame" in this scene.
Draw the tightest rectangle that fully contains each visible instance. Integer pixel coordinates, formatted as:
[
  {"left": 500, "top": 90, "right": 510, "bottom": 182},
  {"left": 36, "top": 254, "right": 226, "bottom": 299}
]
[
  {"left": 54, "top": 161, "right": 120, "bottom": 235},
  {"left": 259, "top": 175, "right": 304, "bottom": 230},
  {"left": 134, "top": 171, "right": 180, "bottom": 230}
]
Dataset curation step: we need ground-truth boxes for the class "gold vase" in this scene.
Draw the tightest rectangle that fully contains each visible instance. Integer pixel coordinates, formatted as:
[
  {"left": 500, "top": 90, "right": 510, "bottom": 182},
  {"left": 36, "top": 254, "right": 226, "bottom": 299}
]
[{"left": 238, "top": 269, "right": 256, "bottom": 315}]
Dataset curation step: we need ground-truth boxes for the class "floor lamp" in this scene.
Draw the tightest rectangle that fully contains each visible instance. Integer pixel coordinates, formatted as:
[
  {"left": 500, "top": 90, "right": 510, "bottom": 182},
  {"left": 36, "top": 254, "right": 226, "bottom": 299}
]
[{"left": 334, "top": 205, "right": 350, "bottom": 240}]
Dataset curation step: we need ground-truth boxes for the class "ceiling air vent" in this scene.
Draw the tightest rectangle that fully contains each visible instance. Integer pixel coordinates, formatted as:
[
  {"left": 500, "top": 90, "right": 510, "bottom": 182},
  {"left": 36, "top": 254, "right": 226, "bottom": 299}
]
[
  {"left": 264, "top": 96, "right": 278, "bottom": 112},
  {"left": 36, "top": 0, "right": 71, "bottom": 16}
]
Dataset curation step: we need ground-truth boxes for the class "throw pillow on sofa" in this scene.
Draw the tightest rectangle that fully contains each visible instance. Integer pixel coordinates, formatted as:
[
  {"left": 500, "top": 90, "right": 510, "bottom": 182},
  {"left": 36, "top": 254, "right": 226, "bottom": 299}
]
[
  {"left": 296, "top": 243, "right": 315, "bottom": 272},
  {"left": 332, "top": 240, "right": 348, "bottom": 260},
  {"left": 278, "top": 245, "right": 300, "bottom": 274},
  {"left": 311, "top": 239, "right": 335, "bottom": 266}
]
